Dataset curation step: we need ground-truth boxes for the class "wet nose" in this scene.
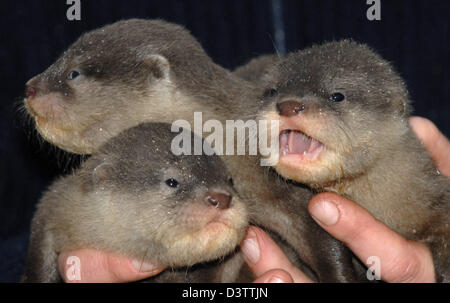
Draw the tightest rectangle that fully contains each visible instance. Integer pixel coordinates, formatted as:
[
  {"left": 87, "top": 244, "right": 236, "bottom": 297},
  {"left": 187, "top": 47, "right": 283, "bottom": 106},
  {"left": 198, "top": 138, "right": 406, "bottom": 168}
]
[
  {"left": 204, "top": 192, "right": 232, "bottom": 209},
  {"left": 25, "top": 78, "right": 39, "bottom": 99},
  {"left": 26, "top": 86, "right": 37, "bottom": 99},
  {"left": 276, "top": 100, "right": 306, "bottom": 117}
]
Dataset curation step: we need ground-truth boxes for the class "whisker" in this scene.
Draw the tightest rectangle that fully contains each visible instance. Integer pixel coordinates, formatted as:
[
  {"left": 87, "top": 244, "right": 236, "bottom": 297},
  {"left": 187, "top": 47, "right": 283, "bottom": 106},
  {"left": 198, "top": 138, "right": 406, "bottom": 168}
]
[
  {"left": 137, "top": 247, "right": 150, "bottom": 273},
  {"left": 267, "top": 34, "right": 281, "bottom": 59}
]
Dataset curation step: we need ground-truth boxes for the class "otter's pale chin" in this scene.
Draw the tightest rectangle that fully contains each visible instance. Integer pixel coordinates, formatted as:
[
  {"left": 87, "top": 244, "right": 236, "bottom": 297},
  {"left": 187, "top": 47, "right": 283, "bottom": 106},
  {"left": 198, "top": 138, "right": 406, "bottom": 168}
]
[
  {"left": 199, "top": 212, "right": 246, "bottom": 247},
  {"left": 201, "top": 222, "right": 241, "bottom": 249},
  {"left": 167, "top": 222, "right": 244, "bottom": 267},
  {"left": 36, "top": 121, "right": 95, "bottom": 155}
]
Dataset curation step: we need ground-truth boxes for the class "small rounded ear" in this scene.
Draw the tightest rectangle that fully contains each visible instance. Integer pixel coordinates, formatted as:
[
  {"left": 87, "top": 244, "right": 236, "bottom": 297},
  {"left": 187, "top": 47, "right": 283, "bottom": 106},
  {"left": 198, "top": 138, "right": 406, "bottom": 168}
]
[
  {"left": 144, "top": 54, "right": 171, "bottom": 80},
  {"left": 392, "top": 97, "right": 407, "bottom": 116},
  {"left": 92, "top": 162, "right": 115, "bottom": 184}
]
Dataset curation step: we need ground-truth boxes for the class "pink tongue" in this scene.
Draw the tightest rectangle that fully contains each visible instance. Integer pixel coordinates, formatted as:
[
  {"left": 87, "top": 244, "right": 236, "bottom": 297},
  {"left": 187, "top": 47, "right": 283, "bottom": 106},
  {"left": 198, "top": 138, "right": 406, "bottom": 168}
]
[{"left": 288, "top": 131, "right": 312, "bottom": 154}]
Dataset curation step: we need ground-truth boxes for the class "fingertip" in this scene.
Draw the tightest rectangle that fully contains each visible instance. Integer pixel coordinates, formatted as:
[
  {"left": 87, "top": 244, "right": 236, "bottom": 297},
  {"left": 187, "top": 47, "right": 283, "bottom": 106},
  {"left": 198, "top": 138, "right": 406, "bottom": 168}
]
[
  {"left": 308, "top": 192, "right": 368, "bottom": 232},
  {"left": 241, "top": 225, "right": 287, "bottom": 266},
  {"left": 409, "top": 116, "right": 450, "bottom": 177},
  {"left": 58, "top": 249, "right": 165, "bottom": 283},
  {"left": 308, "top": 193, "right": 344, "bottom": 226},
  {"left": 242, "top": 226, "right": 313, "bottom": 283},
  {"left": 409, "top": 116, "right": 430, "bottom": 127},
  {"left": 107, "top": 254, "right": 165, "bottom": 282},
  {"left": 409, "top": 116, "right": 434, "bottom": 131},
  {"left": 58, "top": 250, "right": 87, "bottom": 283},
  {"left": 309, "top": 192, "right": 374, "bottom": 224},
  {"left": 409, "top": 116, "right": 438, "bottom": 144},
  {"left": 241, "top": 226, "right": 262, "bottom": 265},
  {"left": 308, "top": 192, "right": 349, "bottom": 211},
  {"left": 308, "top": 192, "right": 384, "bottom": 250}
]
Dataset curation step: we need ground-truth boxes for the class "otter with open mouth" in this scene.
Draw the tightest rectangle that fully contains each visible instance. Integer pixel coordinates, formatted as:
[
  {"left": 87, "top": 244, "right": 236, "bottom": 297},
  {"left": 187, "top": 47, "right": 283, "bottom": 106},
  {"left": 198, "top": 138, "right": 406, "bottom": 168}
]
[{"left": 258, "top": 40, "right": 450, "bottom": 282}]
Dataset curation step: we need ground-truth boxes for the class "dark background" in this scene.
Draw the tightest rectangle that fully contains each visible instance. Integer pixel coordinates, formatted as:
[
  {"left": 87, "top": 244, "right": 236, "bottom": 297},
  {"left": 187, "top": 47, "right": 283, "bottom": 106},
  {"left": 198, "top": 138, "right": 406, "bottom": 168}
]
[{"left": 0, "top": 0, "right": 448, "bottom": 282}]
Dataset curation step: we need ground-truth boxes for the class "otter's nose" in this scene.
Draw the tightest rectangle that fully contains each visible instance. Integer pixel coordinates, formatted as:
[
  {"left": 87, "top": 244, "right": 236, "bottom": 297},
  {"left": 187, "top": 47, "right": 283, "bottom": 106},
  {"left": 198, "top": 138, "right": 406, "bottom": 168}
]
[
  {"left": 25, "top": 86, "right": 37, "bottom": 99},
  {"left": 205, "top": 192, "right": 232, "bottom": 209},
  {"left": 25, "top": 78, "right": 39, "bottom": 99},
  {"left": 276, "top": 100, "right": 306, "bottom": 117}
]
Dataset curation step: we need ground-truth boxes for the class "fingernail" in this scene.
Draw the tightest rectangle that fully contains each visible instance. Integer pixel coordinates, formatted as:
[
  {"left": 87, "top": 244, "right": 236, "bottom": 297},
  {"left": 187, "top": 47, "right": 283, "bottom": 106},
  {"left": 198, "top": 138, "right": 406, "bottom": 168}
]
[
  {"left": 241, "top": 228, "right": 260, "bottom": 265},
  {"left": 131, "top": 259, "right": 158, "bottom": 272},
  {"left": 268, "top": 276, "right": 285, "bottom": 283},
  {"left": 310, "top": 200, "right": 340, "bottom": 226}
]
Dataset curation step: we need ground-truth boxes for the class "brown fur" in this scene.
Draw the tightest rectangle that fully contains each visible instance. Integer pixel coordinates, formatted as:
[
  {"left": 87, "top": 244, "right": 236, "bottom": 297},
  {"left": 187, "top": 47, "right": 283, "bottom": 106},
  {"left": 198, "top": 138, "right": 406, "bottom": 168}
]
[{"left": 258, "top": 40, "right": 450, "bottom": 282}]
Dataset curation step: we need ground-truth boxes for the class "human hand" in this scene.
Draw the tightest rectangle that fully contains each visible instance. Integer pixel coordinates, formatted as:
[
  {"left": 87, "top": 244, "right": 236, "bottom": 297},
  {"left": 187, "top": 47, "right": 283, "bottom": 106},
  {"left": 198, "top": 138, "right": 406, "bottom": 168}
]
[
  {"left": 306, "top": 192, "right": 436, "bottom": 282},
  {"left": 58, "top": 249, "right": 165, "bottom": 283},
  {"left": 409, "top": 116, "right": 450, "bottom": 177},
  {"left": 240, "top": 194, "right": 436, "bottom": 283},
  {"left": 242, "top": 116, "right": 449, "bottom": 283},
  {"left": 240, "top": 226, "right": 312, "bottom": 283}
]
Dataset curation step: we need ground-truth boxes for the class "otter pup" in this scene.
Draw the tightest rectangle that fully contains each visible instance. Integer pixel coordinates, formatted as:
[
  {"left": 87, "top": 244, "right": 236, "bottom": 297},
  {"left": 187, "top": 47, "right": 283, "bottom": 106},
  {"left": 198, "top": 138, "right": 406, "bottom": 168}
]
[
  {"left": 22, "top": 123, "right": 248, "bottom": 283},
  {"left": 23, "top": 19, "right": 360, "bottom": 282},
  {"left": 23, "top": 19, "right": 251, "bottom": 154},
  {"left": 258, "top": 40, "right": 450, "bottom": 282}
]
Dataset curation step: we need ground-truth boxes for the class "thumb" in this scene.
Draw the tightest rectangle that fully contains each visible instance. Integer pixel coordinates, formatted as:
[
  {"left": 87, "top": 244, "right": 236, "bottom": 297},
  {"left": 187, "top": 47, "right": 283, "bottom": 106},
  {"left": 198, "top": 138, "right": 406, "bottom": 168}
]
[
  {"left": 308, "top": 193, "right": 435, "bottom": 282},
  {"left": 58, "top": 248, "right": 165, "bottom": 283},
  {"left": 410, "top": 116, "right": 450, "bottom": 177}
]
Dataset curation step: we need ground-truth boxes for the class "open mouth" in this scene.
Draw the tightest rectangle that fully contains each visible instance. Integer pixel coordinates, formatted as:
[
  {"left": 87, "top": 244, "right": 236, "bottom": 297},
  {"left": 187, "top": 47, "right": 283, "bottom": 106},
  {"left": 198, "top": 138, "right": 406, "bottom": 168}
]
[{"left": 279, "top": 129, "right": 324, "bottom": 161}]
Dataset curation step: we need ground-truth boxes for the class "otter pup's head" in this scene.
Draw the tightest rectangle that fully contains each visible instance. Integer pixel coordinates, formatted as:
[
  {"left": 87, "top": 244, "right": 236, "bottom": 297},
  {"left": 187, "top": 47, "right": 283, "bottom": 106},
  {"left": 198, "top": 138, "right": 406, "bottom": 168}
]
[
  {"left": 81, "top": 123, "right": 247, "bottom": 267},
  {"left": 23, "top": 19, "right": 214, "bottom": 154},
  {"left": 258, "top": 40, "right": 411, "bottom": 187}
]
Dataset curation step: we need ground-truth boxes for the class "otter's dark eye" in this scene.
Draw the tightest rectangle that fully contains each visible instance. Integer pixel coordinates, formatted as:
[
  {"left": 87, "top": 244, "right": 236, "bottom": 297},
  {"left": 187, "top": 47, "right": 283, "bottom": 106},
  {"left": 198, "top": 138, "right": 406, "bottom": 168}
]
[
  {"left": 67, "top": 70, "right": 81, "bottom": 80},
  {"left": 165, "top": 178, "right": 179, "bottom": 188},
  {"left": 263, "top": 88, "right": 278, "bottom": 98},
  {"left": 228, "top": 177, "right": 234, "bottom": 188},
  {"left": 330, "top": 92, "right": 345, "bottom": 102}
]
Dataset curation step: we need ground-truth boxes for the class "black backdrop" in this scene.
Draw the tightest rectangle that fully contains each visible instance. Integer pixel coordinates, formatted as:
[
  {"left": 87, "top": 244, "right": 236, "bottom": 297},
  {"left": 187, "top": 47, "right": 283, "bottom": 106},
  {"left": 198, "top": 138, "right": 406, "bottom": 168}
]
[{"left": 0, "top": 0, "right": 449, "bottom": 282}]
